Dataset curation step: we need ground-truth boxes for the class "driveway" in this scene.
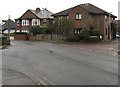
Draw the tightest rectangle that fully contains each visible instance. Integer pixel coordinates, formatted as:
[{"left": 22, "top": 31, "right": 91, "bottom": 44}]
[{"left": 2, "top": 40, "right": 118, "bottom": 85}]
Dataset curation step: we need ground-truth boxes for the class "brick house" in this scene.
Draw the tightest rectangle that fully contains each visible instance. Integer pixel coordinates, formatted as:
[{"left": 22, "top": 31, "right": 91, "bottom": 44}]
[
  {"left": 2, "top": 19, "right": 15, "bottom": 33},
  {"left": 15, "top": 8, "right": 54, "bottom": 33},
  {"left": 53, "top": 3, "right": 117, "bottom": 40}
]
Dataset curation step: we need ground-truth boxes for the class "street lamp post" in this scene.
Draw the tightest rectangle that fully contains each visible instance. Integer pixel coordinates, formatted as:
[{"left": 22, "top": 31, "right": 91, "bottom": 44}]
[
  {"left": 8, "top": 15, "right": 11, "bottom": 45},
  {"left": 108, "top": 12, "right": 112, "bottom": 40}
]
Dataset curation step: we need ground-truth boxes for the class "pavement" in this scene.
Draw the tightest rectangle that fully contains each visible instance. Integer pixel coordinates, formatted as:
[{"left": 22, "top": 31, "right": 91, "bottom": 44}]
[
  {"left": 48, "top": 39, "right": 118, "bottom": 56},
  {"left": 2, "top": 40, "right": 118, "bottom": 85}
]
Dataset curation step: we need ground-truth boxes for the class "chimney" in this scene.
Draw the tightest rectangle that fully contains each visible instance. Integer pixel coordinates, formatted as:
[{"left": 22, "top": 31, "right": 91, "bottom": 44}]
[{"left": 36, "top": 8, "right": 41, "bottom": 13}]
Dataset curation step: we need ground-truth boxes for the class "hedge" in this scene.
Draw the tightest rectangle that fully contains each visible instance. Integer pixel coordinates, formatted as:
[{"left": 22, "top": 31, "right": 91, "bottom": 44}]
[
  {"left": 88, "top": 36, "right": 100, "bottom": 42},
  {"left": 65, "top": 29, "right": 101, "bottom": 42},
  {"left": 14, "top": 32, "right": 28, "bottom": 35},
  {"left": 66, "top": 36, "right": 80, "bottom": 42}
]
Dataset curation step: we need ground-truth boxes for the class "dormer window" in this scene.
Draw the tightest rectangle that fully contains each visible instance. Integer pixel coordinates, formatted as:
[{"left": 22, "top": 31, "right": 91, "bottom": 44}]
[
  {"left": 75, "top": 13, "right": 82, "bottom": 20},
  {"left": 17, "top": 20, "right": 20, "bottom": 26}
]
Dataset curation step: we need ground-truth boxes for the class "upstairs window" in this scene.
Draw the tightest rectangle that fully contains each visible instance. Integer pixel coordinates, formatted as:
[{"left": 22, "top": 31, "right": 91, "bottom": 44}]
[
  {"left": 17, "top": 20, "right": 20, "bottom": 26},
  {"left": 43, "top": 19, "right": 47, "bottom": 23},
  {"left": 32, "top": 19, "right": 40, "bottom": 26},
  {"left": 105, "top": 15, "right": 107, "bottom": 21},
  {"left": 22, "top": 19, "right": 29, "bottom": 26},
  {"left": 75, "top": 13, "right": 82, "bottom": 20}
]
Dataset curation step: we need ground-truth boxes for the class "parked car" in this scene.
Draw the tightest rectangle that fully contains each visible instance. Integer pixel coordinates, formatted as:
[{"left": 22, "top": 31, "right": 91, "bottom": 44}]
[
  {"left": 0, "top": 34, "right": 10, "bottom": 45},
  {"left": 116, "top": 33, "right": 120, "bottom": 38}
]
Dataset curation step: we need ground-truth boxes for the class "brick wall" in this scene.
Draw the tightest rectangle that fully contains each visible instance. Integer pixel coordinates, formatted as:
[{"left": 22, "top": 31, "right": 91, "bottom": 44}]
[
  {"left": 14, "top": 34, "right": 26, "bottom": 40},
  {"left": 29, "top": 35, "right": 36, "bottom": 40}
]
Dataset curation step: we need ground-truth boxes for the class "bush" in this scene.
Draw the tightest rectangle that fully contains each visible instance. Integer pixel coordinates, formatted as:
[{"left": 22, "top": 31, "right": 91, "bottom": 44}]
[
  {"left": 66, "top": 36, "right": 80, "bottom": 42},
  {"left": 4, "top": 33, "right": 14, "bottom": 36},
  {"left": 81, "top": 29, "right": 101, "bottom": 41},
  {"left": 30, "top": 26, "right": 43, "bottom": 35},
  {"left": 88, "top": 36, "right": 100, "bottom": 42},
  {"left": 14, "top": 32, "right": 28, "bottom": 35},
  {"left": 30, "top": 25, "right": 55, "bottom": 35},
  {"left": 89, "top": 30, "right": 101, "bottom": 36}
]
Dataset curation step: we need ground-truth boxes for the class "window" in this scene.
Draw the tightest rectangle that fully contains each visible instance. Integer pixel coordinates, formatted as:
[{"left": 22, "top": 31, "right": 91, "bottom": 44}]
[
  {"left": 74, "top": 28, "right": 82, "bottom": 35},
  {"left": 22, "top": 19, "right": 29, "bottom": 26},
  {"left": 53, "top": 20, "right": 55, "bottom": 24},
  {"left": 22, "top": 30, "right": 28, "bottom": 33},
  {"left": 112, "top": 18, "right": 114, "bottom": 21},
  {"left": 75, "top": 13, "right": 82, "bottom": 20},
  {"left": 105, "top": 15, "right": 107, "bottom": 21},
  {"left": 16, "top": 30, "right": 20, "bottom": 32},
  {"left": 67, "top": 16, "right": 69, "bottom": 19},
  {"left": 43, "top": 19, "right": 46, "bottom": 23},
  {"left": 32, "top": 19, "right": 40, "bottom": 26},
  {"left": 17, "top": 20, "right": 20, "bottom": 26}
]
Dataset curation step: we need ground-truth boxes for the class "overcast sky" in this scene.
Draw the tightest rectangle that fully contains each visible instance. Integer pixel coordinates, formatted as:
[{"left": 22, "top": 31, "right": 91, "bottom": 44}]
[{"left": 0, "top": 0, "right": 119, "bottom": 23}]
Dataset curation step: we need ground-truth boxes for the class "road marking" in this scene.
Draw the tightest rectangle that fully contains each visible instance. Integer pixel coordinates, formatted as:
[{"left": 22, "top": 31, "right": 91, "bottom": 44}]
[{"left": 1, "top": 68, "right": 39, "bottom": 86}]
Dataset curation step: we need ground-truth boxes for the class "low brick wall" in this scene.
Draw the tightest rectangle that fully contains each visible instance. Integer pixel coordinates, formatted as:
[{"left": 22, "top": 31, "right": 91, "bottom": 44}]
[
  {"left": 14, "top": 34, "right": 26, "bottom": 40},
  {"left": 29, "top": 35, "right": 36, "bottom": 40}
]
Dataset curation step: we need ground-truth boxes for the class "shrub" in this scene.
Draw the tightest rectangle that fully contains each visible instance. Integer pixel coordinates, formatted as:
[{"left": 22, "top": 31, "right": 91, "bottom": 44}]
[
  {"left": 89, "top": 30, "right": 101, "bottom": 36},
  {"left": 88, "top": 36, "right": 100, "bottom": 42},
  {"left": 14, "top": 32, "right": 28, "bottom": 35},
  {"left": 66, "top": 29, "right": 101, "bottom": 42},
  {"left": 30, "top": 25, "right": 55, "bottom": 35},
  {"left": 66, "top": 36, "right": 80, "bottom": 42}
]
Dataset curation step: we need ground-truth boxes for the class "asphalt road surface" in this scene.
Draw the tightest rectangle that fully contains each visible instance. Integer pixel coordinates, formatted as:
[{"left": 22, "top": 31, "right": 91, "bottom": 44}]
[{"left": 2, "top": 40, "right": 118, "bottom": 85}]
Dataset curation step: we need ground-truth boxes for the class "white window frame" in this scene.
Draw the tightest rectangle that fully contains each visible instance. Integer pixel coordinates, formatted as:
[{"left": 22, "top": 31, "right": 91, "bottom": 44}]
[
  {"left": 105, "top": 15, "right": 107, "bottom": 20},
  {"left": 16, "top": 30, "right": 20, "bottom": 32},
  {"left": 75, "top": 13, "right": 82, "bottom": 20},
  {"left": 22, "top": 19, "right": 29, "bottom": 26},
  {"left": 32, "top": 19, "right": 40, "bottom": 26}
]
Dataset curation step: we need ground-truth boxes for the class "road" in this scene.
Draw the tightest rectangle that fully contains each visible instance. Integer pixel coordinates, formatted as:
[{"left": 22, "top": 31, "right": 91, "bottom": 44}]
[{"left": 2, "top": 40, "right": 118, "bottom": 85}]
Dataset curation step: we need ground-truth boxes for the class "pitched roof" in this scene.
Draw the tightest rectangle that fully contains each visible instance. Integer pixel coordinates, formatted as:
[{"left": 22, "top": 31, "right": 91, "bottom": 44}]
[
  {"left": 30, "top": 8, "right": 54, "bottom": 19},
  {"left": 53, "top": 7, "right": 73, "bottom": 16},
  {"left": 17, "top": 8, "right": 54, "bottom": 20},
  {"left": 2, "top": 19, "right": 15, "bottom": 31},
  {"left": 53, "top": 3, "right": 117, "bottom": 18}
]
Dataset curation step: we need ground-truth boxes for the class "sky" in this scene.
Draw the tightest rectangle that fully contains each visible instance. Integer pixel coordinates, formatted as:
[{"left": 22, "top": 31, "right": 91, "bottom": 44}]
[{"left": 0, "top": 0, "right": 119, "bottom": 23}]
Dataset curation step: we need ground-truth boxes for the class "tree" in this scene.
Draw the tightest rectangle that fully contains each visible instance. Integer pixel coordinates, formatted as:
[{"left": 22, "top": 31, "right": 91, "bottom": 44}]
[
  {"left": 58, "top": 17, "right": 75, "bottom": 36},
  {"left": 116, "top": 24, "right": 120, "bottom": 33},
  {"left": 30, "top": 25, "right": 48, "bottom": 36}
]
